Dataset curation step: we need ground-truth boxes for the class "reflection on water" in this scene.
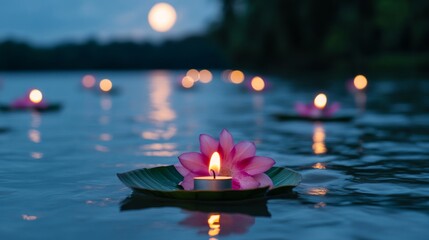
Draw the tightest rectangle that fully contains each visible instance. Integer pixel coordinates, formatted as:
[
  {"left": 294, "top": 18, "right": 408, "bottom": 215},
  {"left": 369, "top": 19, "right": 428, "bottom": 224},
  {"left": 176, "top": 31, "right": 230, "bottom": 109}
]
[
  {"left": 307, "top": 187, "right": 329, "bottom": 196},
  {"left": 31, "top": 112, "right": 41, "bottom": 128},
  {"left": 149, "top": 71, "right": 176, "bottom": 122},
  {"left": 312, "top": 123, "right": 326, "bottom": 154},
  {"left": 28, "top": 129, "right": 41, "bottom": 143},
  {"left": 140, "top": 143, "right": 178, "bottom": 157},
  {"left": 207, "top": 213, "right": 220, "bottom": 237},
  {"left": 314, "top": 202, "right": 327, "bottom": 208},
  {"left": 95, "top": 145, "right": 109, "bottom": 152},
  {"left": 180, "top": 211, "right": 255, "bottom": 238},
  {"left": 22, "top": 214, "right": 37, "bottom": 221},
  {"left": 312, "top": 162, "right": 326, "bottom": 169},
  {"left": 100, "top": 96, "right": 112, "bottom": 111},
  {"left": 1, "top": 71, "right": 429, "bottom": 240},
  {"left": 355, "top": 92, "right": 367, "bottom": 113},
  {"left": 30, "top": 152, "right": 43, "bottom": 159},
  {"left": 99, "top": 133, "right": 112, "bottom": 141},
  {"left": 141, "top": 125, "right": 177, "bottom": 140}
]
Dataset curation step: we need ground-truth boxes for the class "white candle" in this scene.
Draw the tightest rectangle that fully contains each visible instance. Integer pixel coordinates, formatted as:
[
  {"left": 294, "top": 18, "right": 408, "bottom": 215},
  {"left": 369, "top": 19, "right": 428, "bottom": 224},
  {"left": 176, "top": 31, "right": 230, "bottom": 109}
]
[{"left": 193, "top": 152, "right": 232, "bottom": 191}]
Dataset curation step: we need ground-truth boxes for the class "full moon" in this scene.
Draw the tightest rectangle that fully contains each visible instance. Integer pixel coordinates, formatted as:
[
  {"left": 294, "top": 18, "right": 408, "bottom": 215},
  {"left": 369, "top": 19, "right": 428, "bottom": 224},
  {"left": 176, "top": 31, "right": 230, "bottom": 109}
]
[{"left": 148, "top": 3, "right": 177, "bottom": 32}]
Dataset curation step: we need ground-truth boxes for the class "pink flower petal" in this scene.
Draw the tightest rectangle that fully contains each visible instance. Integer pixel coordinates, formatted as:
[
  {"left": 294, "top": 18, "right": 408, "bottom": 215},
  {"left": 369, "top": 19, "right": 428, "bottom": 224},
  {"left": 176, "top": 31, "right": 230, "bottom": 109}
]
[
  {"left": 231, "top": 141, "right": 256, "bottom": 163},
  {"left": 324, "top": 102, "right": 340, "bottom": 116},
  {"left": 236, "top": 156, "right": 275, "bottom": 175},
  {"left": 253, "top": 173, "right": 273, "bottom": 188},
  {"left": 174, "top": 163, "right": 190, "bottom": 176},
  {"left": 178, "top": 152, "right": 208, "bottom": 175},
  {"left": 219, "top": 129, "right": 234, "bottom": 159},
  {"left": 180, "top": 173, "right": 197, "bottom": 190},
  {"left": 199, "top": 134, "right": 219, "bottom": 158},
  {"left": 232, "top": 172, "right": 259, "bottom": 190}
]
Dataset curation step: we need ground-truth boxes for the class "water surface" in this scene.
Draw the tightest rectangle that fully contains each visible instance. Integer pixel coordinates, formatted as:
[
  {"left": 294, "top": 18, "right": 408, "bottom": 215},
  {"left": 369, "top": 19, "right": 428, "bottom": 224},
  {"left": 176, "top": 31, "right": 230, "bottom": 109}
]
[{"left": 0, "top": 71, "right": 428, "bottom": 239}]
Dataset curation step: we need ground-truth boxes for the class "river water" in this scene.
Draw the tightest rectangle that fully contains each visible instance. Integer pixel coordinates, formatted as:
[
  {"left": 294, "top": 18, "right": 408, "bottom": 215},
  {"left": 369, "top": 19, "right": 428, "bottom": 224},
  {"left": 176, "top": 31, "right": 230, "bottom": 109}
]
[{"left": 0, "top": 71, "right": 428, "bottom": 240}]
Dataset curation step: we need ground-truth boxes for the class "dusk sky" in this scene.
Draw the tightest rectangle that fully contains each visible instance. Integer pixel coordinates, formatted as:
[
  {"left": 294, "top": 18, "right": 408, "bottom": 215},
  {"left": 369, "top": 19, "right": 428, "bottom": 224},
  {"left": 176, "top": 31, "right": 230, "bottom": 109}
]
[{"left": 0, "top": 0, "right": 221, "bottom": 45}]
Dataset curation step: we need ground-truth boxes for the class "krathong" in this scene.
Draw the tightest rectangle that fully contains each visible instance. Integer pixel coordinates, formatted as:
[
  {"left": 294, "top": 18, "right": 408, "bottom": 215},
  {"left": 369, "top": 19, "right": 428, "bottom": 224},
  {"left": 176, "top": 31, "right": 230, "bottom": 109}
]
[
  {"left": 0, "top": 89, "right": 62, "bottom": 112},
  {"left": 175, "top": 129, "right": 275, "bottom": 190},
  {"left": 11, "top": 89, "right": 47, "bottom": 109},
  {"left": 294, "top": 93, "right": 340, "bottom": 118}
]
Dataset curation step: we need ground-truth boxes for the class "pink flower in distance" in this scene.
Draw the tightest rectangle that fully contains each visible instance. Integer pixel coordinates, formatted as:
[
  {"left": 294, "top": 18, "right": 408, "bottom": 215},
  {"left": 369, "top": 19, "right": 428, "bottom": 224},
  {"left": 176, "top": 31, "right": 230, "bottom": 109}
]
[
  {"left": 295, "top": 102, "right": 340, "bottom": 118},
  {"left": 175, "top": 129, "right": 275, "bottom": 190},
  {"left": 11, "top": 89, "right": 47, "bottom": 109}
]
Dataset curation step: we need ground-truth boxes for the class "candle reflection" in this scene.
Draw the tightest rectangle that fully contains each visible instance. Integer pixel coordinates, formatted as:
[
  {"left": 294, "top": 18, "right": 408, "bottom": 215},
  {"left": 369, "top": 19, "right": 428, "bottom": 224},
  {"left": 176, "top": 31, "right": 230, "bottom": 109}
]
[
  {"left": 30, "top": 152, "right": 43, "bottom": 159},
  {"left": 149, "top": 71, "right": 176, "bottom": 122},
  {"left": 28, "top": 129, "right": 41, "bottom": 143},
  {"left": 307, "top": 187, "right": 328, "bottom": 196},
  {"left": 312, "top": 124, "right": 326, "bottom": 154},
  {"left": 207, "top": 213, "right": 221, "bottom": 237}
]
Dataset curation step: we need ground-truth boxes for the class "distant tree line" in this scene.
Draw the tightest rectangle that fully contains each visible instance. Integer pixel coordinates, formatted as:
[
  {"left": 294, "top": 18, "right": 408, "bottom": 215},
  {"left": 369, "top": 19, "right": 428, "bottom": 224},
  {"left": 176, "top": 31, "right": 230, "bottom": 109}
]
[
  {"left": 1, "top": 0, "right": 428, "bottom": 72},
  {"left": 211, "top": 0, "right": 429, "bottom": 72},
  {"left": 0, "top": 36, "right": 228, "bottom": 70}
]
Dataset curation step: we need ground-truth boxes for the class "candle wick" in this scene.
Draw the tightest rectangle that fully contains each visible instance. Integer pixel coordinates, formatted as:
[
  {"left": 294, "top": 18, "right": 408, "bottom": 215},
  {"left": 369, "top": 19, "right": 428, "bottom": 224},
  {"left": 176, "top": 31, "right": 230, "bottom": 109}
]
[{"left": 210, "top": 169, "right": 216, "bottom": 179}]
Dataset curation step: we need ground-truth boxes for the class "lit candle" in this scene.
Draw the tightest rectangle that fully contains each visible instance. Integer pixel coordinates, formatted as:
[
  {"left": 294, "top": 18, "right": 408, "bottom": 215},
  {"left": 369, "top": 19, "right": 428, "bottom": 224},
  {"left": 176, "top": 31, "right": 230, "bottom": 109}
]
[
  {"left": 29, "top": 89, "right": 43, "bottom": 104},
  {"left": 194, "top": 152, "right": 232, "bottom": 190},
  {"left": 314, "top": 93, "right": 327, "bottom": 110}
]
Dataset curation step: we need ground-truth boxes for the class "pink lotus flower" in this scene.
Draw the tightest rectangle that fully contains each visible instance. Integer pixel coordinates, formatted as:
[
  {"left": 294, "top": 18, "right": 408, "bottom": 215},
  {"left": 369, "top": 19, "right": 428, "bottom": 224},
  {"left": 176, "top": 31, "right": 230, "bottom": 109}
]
[
  {"left": 295, "top": 102, "right": 340, "bottom": 118},
  {"left": 175, "top": 129, "right": 275, "bottom": 190}
]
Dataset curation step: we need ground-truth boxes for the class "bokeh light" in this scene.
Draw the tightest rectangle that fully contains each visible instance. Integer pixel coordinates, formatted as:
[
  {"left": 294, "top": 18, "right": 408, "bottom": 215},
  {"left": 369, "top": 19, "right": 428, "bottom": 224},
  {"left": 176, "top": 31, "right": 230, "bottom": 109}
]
[
  {"left": 230, "top": 70, "right": 245, "bottom": 84},
  {"left": 251, "top": 76, "right": 265, "bottom": 91},
  {"left": 314, "top": 93, "right": 327, "bottom": 109},
  {"left": 354, "top": 74, "right": 368, "bottom": 90},
  {"left": 82, "top": 74, "right": 96, "bottom": 88},
  {"left": 148, "top": 3, "right": 177, "bottom": 32},
  {"left": 99, "top": 79, "right": 113, "bottom": 92},
  {"left": 186, "top": 69, "right": 200, "bottom": 81},
  {"left": 181, "top": 76, "right": 194, "bottom": 88},
  {"left": 29, "top": 89, "right": 43, "bottom": 104},
  {"left": 199, "top": 69, "right": 212, "bottom": 83}
]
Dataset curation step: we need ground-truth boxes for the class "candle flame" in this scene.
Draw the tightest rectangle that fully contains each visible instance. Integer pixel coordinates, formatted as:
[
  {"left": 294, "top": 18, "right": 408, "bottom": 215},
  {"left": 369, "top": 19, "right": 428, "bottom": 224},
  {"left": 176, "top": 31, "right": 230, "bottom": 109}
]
[
  {"left": 207, "top": 214, "right": 221, "bottom": 237},
  {"left": 209, "top": 152, "right": 221, "bottom": 177},
  {"left": 314, "top": 93, "right": 327, "bottom": 110},
  {"left": 229, "top": 70, "right": 245, "bottom": 84},
  {"left": 99, "top": 79, "right": 113, "bottom": 92},
  {"left": 29, "top": 89, "right": 43, "bottom": 104},
  {"left": 251, "top": 76, "right": 265, "bottom": 91},
  {"left": 181, "top": 76, "right": 194, "bottom": 89},
  {"left": 353, "top": 75, "right": 368, "bottom": 90}
]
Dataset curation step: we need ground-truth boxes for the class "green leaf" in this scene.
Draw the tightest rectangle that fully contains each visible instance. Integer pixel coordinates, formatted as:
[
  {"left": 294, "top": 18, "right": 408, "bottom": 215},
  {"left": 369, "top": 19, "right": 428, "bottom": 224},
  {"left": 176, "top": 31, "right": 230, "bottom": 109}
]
[{"left": 117, "top": 165, "right": 301, "bottom": 201}]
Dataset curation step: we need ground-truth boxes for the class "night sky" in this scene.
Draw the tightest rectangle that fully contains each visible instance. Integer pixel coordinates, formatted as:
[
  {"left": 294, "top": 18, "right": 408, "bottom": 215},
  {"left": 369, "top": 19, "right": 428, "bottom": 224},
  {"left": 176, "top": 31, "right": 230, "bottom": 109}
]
[{"left": 0, "top": 0, "right": 220, "bottom": 45}]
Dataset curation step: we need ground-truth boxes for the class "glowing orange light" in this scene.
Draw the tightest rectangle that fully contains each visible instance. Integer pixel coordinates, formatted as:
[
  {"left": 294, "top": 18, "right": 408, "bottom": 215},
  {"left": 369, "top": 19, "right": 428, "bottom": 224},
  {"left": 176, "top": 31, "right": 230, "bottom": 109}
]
[
  {"left": 308, "top": 187, "right": 328, "bottom": 196},
  {"left": 199, "top": 69, "right": 213, "bottom": 83},
  {"left": 314, "top": 93, "right": 327, "bottom": 110},
  {"left": 181, "top": 76, "right": 194, "bottom": 88},
  {"left": 312, "top": 125, "right": 326, "bottom": 154},
  {"left": 354, "top": 75, "right": 368, "bottom": 90},
  {"left": 186, "top": 69, "right": 199, "bottom": 82},
  {"left": 148, "top": 3, "right": 177, "bottom": 32},
  {"left": 312, "top": 162, "right": 326, "bottom": 169},
  {"left": 209, "top": 152, "right": 221, "bottom": 176},
  {"left": 99, "top": 79, "right": 113, "bottom": 92},
  {"left": 29, "top": 89, "right": 43, "bottom": 104},
  {"left": 230, "top": 70, "right": 245, "bottom": 84},
  {"left": 207, "top": 214, "right": 221, "bottom": 237},
  {"left": 82, "top": 74, "right": 96, "bottom": 88},
  {"left": 251, "top": 76, "right": 265, "bottom": 91}
]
